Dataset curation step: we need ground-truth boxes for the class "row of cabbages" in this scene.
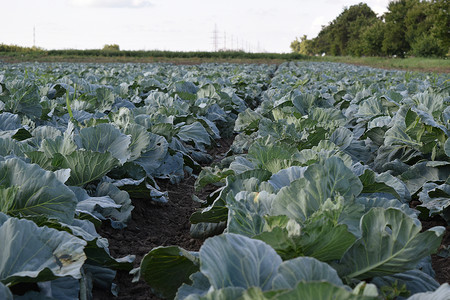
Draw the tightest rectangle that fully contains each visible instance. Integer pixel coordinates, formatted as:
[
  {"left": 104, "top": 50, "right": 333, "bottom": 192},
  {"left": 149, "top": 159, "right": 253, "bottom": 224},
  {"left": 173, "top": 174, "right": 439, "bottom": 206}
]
[
  {"left": 0, "top": 62, "right": 275, "bottom": 299},
  {"left": 136, "top": 62, "right": 450, "bottom": 299}
]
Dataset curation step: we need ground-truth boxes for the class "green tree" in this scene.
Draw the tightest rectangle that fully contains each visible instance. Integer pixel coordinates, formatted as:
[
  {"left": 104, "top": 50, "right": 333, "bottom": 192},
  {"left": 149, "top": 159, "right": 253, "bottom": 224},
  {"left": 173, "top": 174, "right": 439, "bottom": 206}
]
[
  {"left": 347, "top": 13, "right": 381, "bottom": 55},
  {"left": 291, "top": 0, "right": 448, "bottom": 58},
  {"left": 360, "top": 19, "right": 385, "bottom": 56},
  {"left": 428, "top": 0, "right": 450, "bottom": 52},
  {"left": 411, "top": 33, "right": 447, "bottom": 57},
  {"left": 307, "top": 3, "right": 378, "bottom": 56},
  {"left": 404, "top": 0, "right": 448, "bottom": 57},
  {"left": 311, "top": 25, "right": 333, "bottom": 55},
  {"left": 404, "top": 0, "right": 430, "bottom": 46},
  {"left": 290, "top": 35, "right": 314, "bottom": 55},
  {"left": 384, "top": 0, "right": 449, "bottom": 57},
  {"left": 291, "top": 38, "right": 301, "bottom": 53},
  {"left": 382, "top": 0, "right": 417, "bottom": 57}
]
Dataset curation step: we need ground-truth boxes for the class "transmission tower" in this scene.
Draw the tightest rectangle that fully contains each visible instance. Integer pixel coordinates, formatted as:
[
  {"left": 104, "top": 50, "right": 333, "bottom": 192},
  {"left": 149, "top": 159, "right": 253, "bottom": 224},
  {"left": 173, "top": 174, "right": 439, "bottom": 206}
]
[
  {"left": 212, "top": 24, "right": 219, "bottom": 52},
  {"left": 224, "top": 31, "right": 226, "bottom": 50}
]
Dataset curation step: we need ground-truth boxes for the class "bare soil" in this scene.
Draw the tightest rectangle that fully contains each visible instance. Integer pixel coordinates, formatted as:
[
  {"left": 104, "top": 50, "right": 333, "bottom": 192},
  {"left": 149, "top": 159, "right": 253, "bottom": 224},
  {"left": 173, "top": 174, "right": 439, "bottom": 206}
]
[
  {"left": 93, "top": 176, "right": 203, "bottom": 300},
  {"left": 92, "top": 138, "right": 234, "bottom": 300},
  {"left": 422, "top": 217, "right": 450, "bottom": 285}
]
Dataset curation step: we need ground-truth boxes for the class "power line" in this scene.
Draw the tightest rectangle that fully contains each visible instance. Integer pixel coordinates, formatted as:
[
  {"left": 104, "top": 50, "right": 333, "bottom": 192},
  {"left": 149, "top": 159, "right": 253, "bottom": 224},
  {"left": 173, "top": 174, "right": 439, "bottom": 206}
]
[{"left": 211, "top": 25, "right": 265, "bottom": 53}]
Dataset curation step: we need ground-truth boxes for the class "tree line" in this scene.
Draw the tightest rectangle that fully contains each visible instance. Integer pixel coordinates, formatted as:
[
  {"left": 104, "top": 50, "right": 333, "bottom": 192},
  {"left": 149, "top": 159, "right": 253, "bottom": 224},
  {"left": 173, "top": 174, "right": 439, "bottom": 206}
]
[
  {"left": 291, "top": 0, "right": 449, "bottom": 57},
  {"left": 0, "top": 44, "right": 306, "bottom": 60}
]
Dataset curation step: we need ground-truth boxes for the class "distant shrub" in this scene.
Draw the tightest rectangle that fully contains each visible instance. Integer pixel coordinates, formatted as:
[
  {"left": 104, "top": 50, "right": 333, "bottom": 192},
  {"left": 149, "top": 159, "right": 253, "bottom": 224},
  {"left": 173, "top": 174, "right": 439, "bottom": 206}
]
[
  {"left": 102, "top": 44, "right": 120, "bottom": 51},
  {"left": 0, "top": 44, "right": 44, "bottom": 52}
]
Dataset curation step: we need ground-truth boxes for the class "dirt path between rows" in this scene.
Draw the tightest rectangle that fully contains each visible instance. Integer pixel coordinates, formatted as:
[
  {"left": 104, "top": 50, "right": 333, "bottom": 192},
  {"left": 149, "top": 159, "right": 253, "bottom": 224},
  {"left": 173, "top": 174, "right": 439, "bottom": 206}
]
[
  {"left": 422, "top": 217, "right": 450, "bottom": 285},
  {"left": 93, "top": 138, "right": 234, "bottom": 300},
  {"left": 93, "top": 176, "right": 202, "bottom": 300}
]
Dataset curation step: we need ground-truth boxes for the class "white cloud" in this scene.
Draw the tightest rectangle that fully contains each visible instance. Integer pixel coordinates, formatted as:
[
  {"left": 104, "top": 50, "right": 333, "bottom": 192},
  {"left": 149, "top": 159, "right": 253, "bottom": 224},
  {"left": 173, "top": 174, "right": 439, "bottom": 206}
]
[{"left": 69, "top": 0, "right": 153, "bottom": 8}]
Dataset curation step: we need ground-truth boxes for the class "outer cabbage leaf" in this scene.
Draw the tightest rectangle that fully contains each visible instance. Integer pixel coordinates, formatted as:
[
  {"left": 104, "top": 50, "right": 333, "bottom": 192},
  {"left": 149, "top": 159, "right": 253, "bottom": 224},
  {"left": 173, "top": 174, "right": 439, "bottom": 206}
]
[
  {"left": 73, "top": 182, "right": 133, "bottom": 229},
  {"left": 359, "top": 169, "right": 402, "bottom": 201},
  {"left": 417, "top": 182, "right": 450, "bottom": 221},
  {"left": 134, "top": 132, "right": 168, "bottom": 175},
  {"left": 59, "top": 150, "right": 120, "bottom": 187},
  {"left": 330, "top": 127, "right": 353, "bottom": 150},
  {"left": 96, "top": 182, "right": 134, "bottom": 227},
  {"left": 136, "top": 246, "right": 199, "bottom": 300},
  {"left": 258, "top": 199, "right": 355, "bottom": 261},
  {"left": 0, "top": 112, "right": 21, "bottom": 131},
  {"left": 310, "top": 107, "right": 346, "bottom": 129},
  {"left": 295, "top": 201, "right": 356, "bottom": 261},
  {"left": 445, "top": 138, "right": 450, "bottom": 157},
  {"left": 176, "top": 272, "right": 211, "bottom": 300},
  {"left": 234, "top": 109, "right": 264, "bottom": 133},
  {"left": 78, "top": 123, "right": 131, "bottom": 164},
  {"left": 29, "top": 216, "right": 134, "bottom": 272},
  {"left": 247, "top": 141, "right": 300, "bottom": 174},
  {"left": 0, "top": 137, "right": 30, "bottom": 158},
  {"left": 106, "top": 175, "right": 168, "bottom": 203},
  {"left": 354, "top": 196, "right": 419, "bottom": 225},
  {"left": 153, "top": 151, "right": 185, "bottom": 183},
  {"left": 123, "top": 124, "right": 151, "bottom": 161},
  {"left": 272, "top": 257, "right": 344, "bottom": 290},
  {"left": 294, "top": 141, "right": 353, "bottom": 168},
  {"left": 177, "top": 122, "right": 211, "bottom": 148},
  {"left": 40, "top": 136, "right": 77, "bottom": 158},
  {"left": 267, "top": 166, "right": 307, "bottom": 192},
  {"left": 337, "top": 208, "right": 445, "bottom": 280},
  {"left": 183, "top": 287, "right": 245, "bottom": 300},
  {"left": 1, "top": 80, "right": 42, "bottom": 118},
  {"left": 29, "top": 126, "right": 62, "bottom": 148},
  {"left": 0, "top": 282, "right": 12, "bottom": 300},
  {"left": 400, "top": 161, "right": 450, "bottom": 195},
  {"left": 251, "top": 281, "right": 377, "bottom": 300},
  {"left": 0, "top": 158, "right": 77, "bottom": 223},
  {"left": 0, "top": 215, "right": 87, "bottom": 286},
  {"left": 356, "top": 97, "right": 386, "bottom": 120},
  {"left": 372, "top": 269, "right": 440, "bottom": 296},
  {"left": 407, "top": 283, "right": 450, "bottom": 300},
  {"left": 50, "top": 276, "right": 83, "bottom": 299},
  {"left": 303, "top": 157, "right": 362, "bottom": 200},
  {"left": 271, "top": 157, "right": 362, "bottom": 221},
  {"left": 227, "top": 191, "right": 276, "bottom": 237},
  {"left": 94, "top": 86, "right": 116, "bottom": 112},
  {"left": 190, "top": 169, "right": 272, "bottom": 226},
  {"left": 199, "top": 233, "right": 281, "bottom": 291},
  {"left": 16, "top": 277, "right": 82, "bottom": 300},
  {"left": 194, "top": 166, "right": 234, "bottom": 192},
  {"left": 384, "top": 124, "right": 422, "bottom": 148}
]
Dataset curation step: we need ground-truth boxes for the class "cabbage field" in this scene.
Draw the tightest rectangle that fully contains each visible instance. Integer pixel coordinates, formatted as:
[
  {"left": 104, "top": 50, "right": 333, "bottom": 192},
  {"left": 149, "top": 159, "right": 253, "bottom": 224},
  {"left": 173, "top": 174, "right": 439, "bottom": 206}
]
[{"left": 0, "top": 61, "right": 449, "bottom": 300}]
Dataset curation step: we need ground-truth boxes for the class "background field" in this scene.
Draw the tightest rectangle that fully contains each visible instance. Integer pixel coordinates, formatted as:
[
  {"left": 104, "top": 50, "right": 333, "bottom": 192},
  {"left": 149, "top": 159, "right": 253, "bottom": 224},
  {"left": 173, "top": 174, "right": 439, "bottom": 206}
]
[{"left": 1, "top": 49, "right": 449, "bottom": 74}]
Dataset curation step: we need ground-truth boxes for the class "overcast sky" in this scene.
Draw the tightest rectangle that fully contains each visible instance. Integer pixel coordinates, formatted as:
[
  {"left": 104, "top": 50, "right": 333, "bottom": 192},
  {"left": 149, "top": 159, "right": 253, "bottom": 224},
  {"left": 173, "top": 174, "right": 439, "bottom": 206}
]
[{"left": 1, "top": 0, "right": 391, "bottom": 53}]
